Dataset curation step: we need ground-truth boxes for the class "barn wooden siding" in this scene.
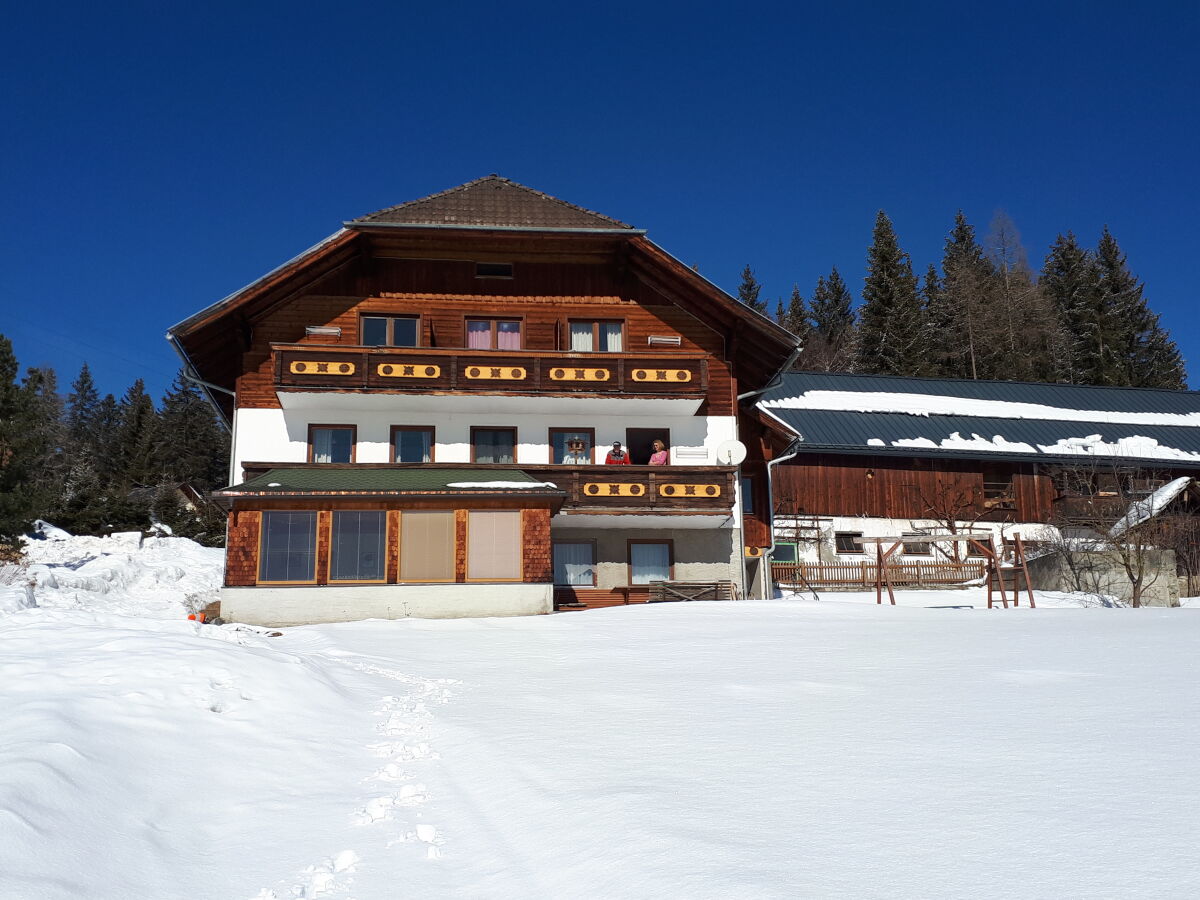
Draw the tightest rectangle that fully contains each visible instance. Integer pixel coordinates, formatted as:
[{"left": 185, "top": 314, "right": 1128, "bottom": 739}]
[{"left": 772, "top": 454, "right": 1055, "bottom": 522}]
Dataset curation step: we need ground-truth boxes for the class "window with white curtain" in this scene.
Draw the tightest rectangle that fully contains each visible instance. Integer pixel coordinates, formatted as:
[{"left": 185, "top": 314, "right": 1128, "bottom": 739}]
[
  {"left": 569, "top": 320, "right": 623, "bottom": 352},
  {"left": 630, "top": 542, "right": 671, "bottom": 584},
  {"left": 553, "top": 542, "right": 595, "bottom": 586},
  {"left": 467, "top": 319, "right": 521, "bottom": 350},
  {"left": 310, "top": 426, "right": 353, "bottom": 463}
]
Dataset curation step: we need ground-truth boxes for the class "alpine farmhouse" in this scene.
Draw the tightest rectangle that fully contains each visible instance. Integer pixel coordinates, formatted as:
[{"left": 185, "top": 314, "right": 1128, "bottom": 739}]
[{"left": 168, "top": 177, "right": 798, "bottom": 624}]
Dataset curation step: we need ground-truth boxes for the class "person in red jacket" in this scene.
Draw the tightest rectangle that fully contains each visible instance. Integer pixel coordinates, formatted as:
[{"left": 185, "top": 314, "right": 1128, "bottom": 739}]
[{"left": 605, "top": 441, "right": 631, "bottom": 464}]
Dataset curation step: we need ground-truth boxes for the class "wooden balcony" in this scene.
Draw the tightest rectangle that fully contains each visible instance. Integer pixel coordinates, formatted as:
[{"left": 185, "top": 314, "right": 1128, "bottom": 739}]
[
  {"left": 522, "top": 464, "right": 736, "bottom": 514},
  {"left": 272, "top": 343, "right": 709, "bottom": 398}
]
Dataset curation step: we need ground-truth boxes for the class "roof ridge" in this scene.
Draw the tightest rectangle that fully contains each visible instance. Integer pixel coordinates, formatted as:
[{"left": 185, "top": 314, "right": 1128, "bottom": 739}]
[
  {"left": 784, "top": 370, "right": 1199, "bottom": 397},
  {"left": 351, "top": 174, "right": 633, "bottom": 229}
]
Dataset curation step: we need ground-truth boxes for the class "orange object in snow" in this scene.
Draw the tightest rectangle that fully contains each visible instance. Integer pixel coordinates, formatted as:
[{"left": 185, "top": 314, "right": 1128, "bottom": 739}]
[{"left": 187, "top": 612, "right": 207, "bottom": 623}]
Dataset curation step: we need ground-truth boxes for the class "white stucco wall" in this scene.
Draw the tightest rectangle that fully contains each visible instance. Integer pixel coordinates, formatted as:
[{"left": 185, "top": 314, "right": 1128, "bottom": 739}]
[
  {"left": 220, "top": 583, "right": 553, "bottom": 625},
  {"left": 775, "top": 515, "right": 1061, "bottom": 563},
  {"left": 231, "top": 401, "right": 736, "bottom": 480}
]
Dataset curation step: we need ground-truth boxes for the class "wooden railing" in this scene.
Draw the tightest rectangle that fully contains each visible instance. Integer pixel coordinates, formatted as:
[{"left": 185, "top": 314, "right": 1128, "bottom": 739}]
[
  {"left": 771, "top": 560, "right": 987, "bottom": 587},
  {"left": 522, "top": 464, "right": 736, "bottom": 513},
  {"left": 272, "top": 344, "right": 709, "bottom": 398}
]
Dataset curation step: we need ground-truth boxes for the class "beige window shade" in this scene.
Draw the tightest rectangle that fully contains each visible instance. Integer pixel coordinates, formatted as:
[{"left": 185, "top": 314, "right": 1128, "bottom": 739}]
[
  {"left": 400, "top": 511, "right": 456, "bottom": 581},
  {"left": 467, "top": 511, "right": 522, "bottom": 580}
]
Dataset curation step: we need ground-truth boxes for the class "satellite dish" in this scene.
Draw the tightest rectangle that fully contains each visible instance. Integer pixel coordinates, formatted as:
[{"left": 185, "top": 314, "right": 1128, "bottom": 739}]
[{"left": 715, "top": 439, "right": 748, "bottom": 466}]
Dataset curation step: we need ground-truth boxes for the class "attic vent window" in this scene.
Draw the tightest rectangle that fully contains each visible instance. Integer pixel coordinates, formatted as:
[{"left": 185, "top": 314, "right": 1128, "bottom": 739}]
[
  {"left": 647, "top": 334, "right": 682, "bottom": 346},
  {"left": 475, "top": 262, "right": 513, "bottom": 278}
]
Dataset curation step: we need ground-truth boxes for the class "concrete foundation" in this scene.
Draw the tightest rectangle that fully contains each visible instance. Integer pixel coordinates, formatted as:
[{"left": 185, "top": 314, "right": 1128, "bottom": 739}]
[
  {"left": 1025, "top": 550, "right": 1180, "bottom": 607},
  {"left": 220, "top": 583, "right": 553, "bottom": 625}
]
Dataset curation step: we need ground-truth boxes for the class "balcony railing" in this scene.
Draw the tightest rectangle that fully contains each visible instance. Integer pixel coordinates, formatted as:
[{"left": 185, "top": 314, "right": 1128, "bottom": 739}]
[
  {"left": 272, "top": 344, "right": 709, "bottom": 397},
  {"left": 522, "top": 464, "right": 736, "bottom": 513}
]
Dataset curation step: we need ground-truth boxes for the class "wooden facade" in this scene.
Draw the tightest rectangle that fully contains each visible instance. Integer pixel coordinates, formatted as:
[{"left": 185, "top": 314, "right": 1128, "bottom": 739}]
[
  {"left": 772, "top": 453, "right": 1056, "bottom": 523},
  {"left": 172, "top": 177, "right": 800, "bottom": 618}
]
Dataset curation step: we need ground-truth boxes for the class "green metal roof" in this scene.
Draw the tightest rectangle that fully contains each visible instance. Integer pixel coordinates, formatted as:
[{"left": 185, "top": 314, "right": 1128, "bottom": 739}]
[{"left": 217, "top": 467, "right": 561, "bottom": 496}]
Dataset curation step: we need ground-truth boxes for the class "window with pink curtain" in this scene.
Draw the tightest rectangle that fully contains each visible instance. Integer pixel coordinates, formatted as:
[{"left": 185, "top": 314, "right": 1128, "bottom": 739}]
[
  {"left": 466, "top": 319, "right": 522, "bottom": 350},
  {"left": 497, "top": 321, "right": 521, "bottom": 350},
  {"left": 467, "top": 320, "right": 491, "bottom": 349}
]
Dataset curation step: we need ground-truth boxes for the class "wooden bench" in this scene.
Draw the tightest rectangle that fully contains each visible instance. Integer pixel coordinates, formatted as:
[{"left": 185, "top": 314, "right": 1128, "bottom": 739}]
[{"left": 647, "top": 580, "right": 740, "bottom": 603}]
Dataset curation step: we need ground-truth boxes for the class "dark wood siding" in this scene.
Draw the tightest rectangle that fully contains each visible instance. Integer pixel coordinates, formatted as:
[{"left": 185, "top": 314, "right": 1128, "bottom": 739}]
[{"left": 773, "top": 454, "right": 1054, "bottom": 522}]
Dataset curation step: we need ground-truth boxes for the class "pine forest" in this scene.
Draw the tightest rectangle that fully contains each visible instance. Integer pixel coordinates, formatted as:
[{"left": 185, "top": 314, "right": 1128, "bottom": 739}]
[{"left": 739, "top": 212, "right": 1187, "bottom": 389}]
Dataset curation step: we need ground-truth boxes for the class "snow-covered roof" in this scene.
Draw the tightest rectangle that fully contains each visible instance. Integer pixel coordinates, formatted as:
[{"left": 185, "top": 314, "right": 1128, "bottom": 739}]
[{"left": 759, "top": 372, "right": 1200, "bottom": 466}]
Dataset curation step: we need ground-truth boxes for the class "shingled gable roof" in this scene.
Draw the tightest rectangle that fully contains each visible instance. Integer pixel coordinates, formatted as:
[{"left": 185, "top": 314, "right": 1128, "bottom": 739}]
[{"left": 350, "top": 175, "right": 639, "bottom": 232}]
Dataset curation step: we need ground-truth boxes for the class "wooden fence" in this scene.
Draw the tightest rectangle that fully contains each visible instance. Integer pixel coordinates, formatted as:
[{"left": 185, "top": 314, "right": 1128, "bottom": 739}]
[{"left": 771, "top": 560, "right": 986, "bottom": 588}]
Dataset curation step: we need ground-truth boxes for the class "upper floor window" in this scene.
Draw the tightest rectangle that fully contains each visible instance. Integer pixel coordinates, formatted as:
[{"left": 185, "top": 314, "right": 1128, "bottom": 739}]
[
  {"left": 392, "top": 426, "right": 434, "bottom": 463},
  {"left": 550, "top": 428, "right": 594, "bottom": 464},
  {"left": 467, "top": 318, "right": 522, "bottom": 350},
  {"left": 309, "top": 425, "right": 355, "bottom": 463},
  {"left": 362, "top": 315, "right": 419, "bottom": 347},
  {"left": 472, "top": 427, "right": 516, "bottom": 464},
  {"left": 569, "top": 320, "right": 624, "bottom": 352}
]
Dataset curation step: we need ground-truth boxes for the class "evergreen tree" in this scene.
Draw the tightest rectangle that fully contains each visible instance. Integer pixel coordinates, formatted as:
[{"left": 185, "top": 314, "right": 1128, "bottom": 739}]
[
  {"left": 66, "top": 362, "right": 100, "bottom": 449},
  {"left": 934, "top": 212, "right": 997, "bottom": 380},
  {"left": 803, "top": 268, "right": 855, "bottom": 371},
  {"left": 1040, "top": 233, "right": 1103, "bottom": 383},
  {"left": 737, "top": 264, "right": 768, "bottom": 314},
  {"left": 20, "top": 367, "right": 66, "bottom": 518},
  {"left": 156, "top": 370, "right": 230, "bottom": 490},
  {"left": 1094, "top": 227, "right": 1186, "bottom": 389},
  {"left": 775, "top": 285, "right": 808, "bottom": 342},
  {"left": 855, "top": 211, "right": 928, "bottom": 376},
  {"left": 113, "top": 379, "right": 160, "bottom": 488},
  {"left": 0, "top": 336, "right": 43, "bottom": 549},
  {"left": 774, "top": 297, "right": 786, "bottom": 326}
]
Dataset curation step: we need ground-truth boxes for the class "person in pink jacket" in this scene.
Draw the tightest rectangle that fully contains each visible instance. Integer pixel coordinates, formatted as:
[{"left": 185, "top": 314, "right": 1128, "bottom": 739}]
[{"left": 648, "top": 439, "right": 669, "bottom": 465}]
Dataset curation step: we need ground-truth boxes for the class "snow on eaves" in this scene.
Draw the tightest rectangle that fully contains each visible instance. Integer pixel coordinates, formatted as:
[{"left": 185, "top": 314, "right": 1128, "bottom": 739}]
[
  {"left": 762, "top": 390, "right": 1200, "bottom": 428},
  {"left": 444, "top": 481, "right": 558, "bottom": 489}
]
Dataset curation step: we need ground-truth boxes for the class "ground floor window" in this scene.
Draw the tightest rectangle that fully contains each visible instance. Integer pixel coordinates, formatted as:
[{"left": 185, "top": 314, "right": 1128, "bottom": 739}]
[
  {"left": 259, "top": 511, "right": 317, "bottom": 583},
  {"left": 629, "top": 541, "right": 672, "bottom": 584},
  {"left": 553, "top": 541, "right": 596, "bottom": 585},
  {"left": 467, "top": 511, "right": 522, "bottom": 580},
  {"left": 834, "top": 531, "right": 864, "bottom": 554},
  {"left": 901, "top": 533, "right": 932, "bottom": 556},
  {"left": 772, "top": 542, "right": 798, "bottom": 563},
  {"left": 400, "top": 510, "right": 456, "bottom": 582},
  {"left": 330, "top": 510, "right": 386, "bottom": 582}
]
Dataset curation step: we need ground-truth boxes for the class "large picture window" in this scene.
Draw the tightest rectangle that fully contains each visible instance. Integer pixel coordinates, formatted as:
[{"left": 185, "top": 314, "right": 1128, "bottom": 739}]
[
  {"left": 362, "top": 315, "right": 419, "bottom": 347},
  {"left": 466, "top": 318, "right": 522, "bottom": 350},
  {"left": 471, "top": 427, "right": 516, "bottom": 464},
  {"left": 391, "top": 426, "right": 434, "bottom": 463},
  {"left": 629, "top": 541, "right": 672, "bottom": 585},
  {"left": 400, "top": 511, "right": 455, "bottom": 582},
  {"left": 330, "top": 511, "right": 386, "bottom": 582},
  {"left": 553, "top": 542, "right": 596, "bottom": 586},
  {"left": 569, "top": 320, "right": 623, "bottom": 352},
  {"left": 309, "top": 425, "right": 355, "bottom": 463},
  {"left": 467, "top": 511, "right": 522, "bottom": 580},
  {"left": 259, "top": 511, "right": 317, "bottom": 583}
]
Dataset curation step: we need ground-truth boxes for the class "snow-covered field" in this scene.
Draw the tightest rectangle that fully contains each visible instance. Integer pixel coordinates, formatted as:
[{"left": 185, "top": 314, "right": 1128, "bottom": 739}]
[{"left": 2, "top": 534, "right": 1200, "bottom": 899}]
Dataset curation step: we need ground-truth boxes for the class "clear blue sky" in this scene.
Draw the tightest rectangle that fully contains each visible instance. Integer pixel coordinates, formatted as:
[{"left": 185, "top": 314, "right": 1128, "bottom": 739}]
[{"left": 3, "top": 1, "right": 1197, "bottom": 400}]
